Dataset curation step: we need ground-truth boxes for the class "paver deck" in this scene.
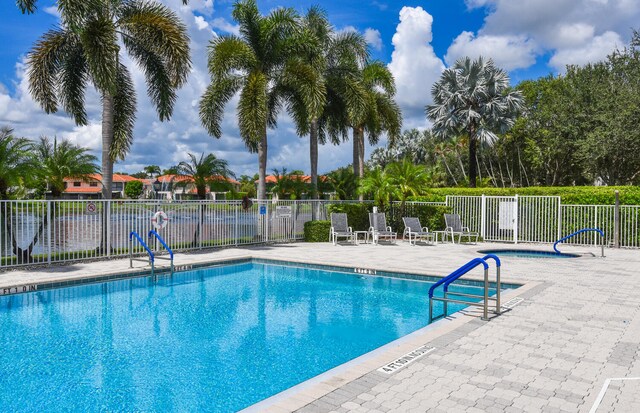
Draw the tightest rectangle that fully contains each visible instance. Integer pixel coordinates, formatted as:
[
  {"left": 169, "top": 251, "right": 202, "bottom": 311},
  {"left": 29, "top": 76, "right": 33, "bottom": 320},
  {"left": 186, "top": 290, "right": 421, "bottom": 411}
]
[{"left": 2, "top": 241, "right": 639, "bottom": 413}]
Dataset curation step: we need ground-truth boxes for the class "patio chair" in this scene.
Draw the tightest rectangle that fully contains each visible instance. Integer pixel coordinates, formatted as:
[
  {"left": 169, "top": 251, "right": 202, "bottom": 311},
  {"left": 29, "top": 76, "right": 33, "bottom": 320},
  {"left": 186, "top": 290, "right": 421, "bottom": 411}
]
[
  {"left": 330, "top": 213, "right": 355, "bottom": 245},
  {"left": 402, "top": 217, "right": 435, "bottom": 246},
  {"left": 369, "top": 213, "right": 397, "bottom": 245},
  {"left": 444, "top": 213, "right": 479, "bottom": 244}
]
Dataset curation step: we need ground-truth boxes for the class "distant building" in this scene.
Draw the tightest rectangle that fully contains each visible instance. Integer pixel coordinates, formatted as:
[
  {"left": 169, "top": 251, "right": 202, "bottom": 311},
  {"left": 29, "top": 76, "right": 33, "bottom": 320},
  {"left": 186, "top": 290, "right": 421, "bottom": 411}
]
[
  {"left": 62, "top": 174, "right": 142, "bottom": 199},
  {"left": 154, "top": 174, "right": 240, "bottom": 200}
]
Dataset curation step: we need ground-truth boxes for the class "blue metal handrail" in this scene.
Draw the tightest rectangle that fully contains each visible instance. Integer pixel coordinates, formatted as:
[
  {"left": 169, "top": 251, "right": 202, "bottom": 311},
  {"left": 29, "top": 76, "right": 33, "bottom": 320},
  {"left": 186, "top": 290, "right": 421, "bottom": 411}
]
[
  {"left": 148, "top": 230, "right": 173, "bottom": 260},
  {"left": 443, "top": 254, "right": 501, "bottom": 295},
  {"left": 428, "top": 258, "right": 488, "bottom": 298},
  {"left": 553, "top": 228, "right": 605, "bottom": 257},
  {"left": 129, "top": 231, "right": 154, "bottom": 263}
]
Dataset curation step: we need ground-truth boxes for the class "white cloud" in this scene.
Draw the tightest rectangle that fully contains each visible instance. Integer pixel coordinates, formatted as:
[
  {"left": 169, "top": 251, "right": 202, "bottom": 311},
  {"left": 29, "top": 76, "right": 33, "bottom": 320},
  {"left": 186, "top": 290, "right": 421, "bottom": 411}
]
[
  {"left": 458, "top": 0, "right": 640, "bottom": 72},
  {"left": 445, "top": 32, "right": 537, "bottom": 71},
  {"left": 364, "top": 28, "right": 383, "bottom": 51},
  {"left": 43, "top": 6, "right": 60, "bottom": 18},
  {"left": 387, "top": 6, "right": 445, "bottom": 129},
  {"left": 210, "top": 17, "right": 240, "bottom": 35},
  {"left": 549, "top": 31, "right": 623, "bottom": 70}
]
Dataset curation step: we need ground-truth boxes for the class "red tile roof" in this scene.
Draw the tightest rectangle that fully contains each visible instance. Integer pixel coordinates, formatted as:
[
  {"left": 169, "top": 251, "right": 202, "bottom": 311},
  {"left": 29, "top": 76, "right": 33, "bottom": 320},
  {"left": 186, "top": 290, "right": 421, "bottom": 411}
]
[
  {"left": 64, "top": 187, "right": 102, "bottom": 194},
  {"left": 156, "top": 174, "right": 240, "bottom": 185}
]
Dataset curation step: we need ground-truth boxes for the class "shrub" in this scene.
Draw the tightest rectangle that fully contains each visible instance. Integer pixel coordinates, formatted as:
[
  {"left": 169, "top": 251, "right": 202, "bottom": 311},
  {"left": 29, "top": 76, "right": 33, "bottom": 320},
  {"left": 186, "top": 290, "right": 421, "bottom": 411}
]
[
  {"left": 304, "top": 220, "right": 331, "bottom": 242},
  {"left": 225, "top": 191, "right": 248, "bottom": 200},
  {"left": 410, "top": 186, "right": 640, "bottom": 205},
  {"left": 124, "top": 180, "right": 144, "bottom": 199},
  {"left": 327, "top": 203, "right": 374, "bottom": 231},
  {"left": 386, "top": 204, "right": 451, "bottom": 232}
]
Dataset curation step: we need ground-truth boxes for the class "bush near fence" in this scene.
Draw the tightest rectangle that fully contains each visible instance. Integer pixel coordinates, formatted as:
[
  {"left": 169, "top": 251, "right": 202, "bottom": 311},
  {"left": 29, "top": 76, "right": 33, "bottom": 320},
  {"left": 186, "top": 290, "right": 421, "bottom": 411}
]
[
  {"left": 411, "top": 186, "right": 640, "bottom": 205},
  {"left": 303, "top": 221, "right": 331, "bottom": 242}
]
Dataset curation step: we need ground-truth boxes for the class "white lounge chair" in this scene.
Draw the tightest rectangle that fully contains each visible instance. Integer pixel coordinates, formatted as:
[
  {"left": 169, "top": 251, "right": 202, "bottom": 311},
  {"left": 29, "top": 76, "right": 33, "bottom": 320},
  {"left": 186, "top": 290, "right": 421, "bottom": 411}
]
[
  {"left": 444, "top": 213, "right": 479, "bottom": 244},
  {"left": 402, "top": 217, "right": 435, "bottom": 246},
  {"left": 369, "top": 213, "right": 397, "bottom": 245},
  {"left": 330, "top": 213, "right": 355, "bottom": 245}
]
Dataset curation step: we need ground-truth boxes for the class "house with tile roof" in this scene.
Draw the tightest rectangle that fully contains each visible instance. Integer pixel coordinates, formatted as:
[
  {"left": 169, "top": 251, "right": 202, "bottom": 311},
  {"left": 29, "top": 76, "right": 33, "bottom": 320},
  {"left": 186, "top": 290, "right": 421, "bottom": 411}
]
[{"left": 62, "top": 174, "right": 143, "bottom": 199}]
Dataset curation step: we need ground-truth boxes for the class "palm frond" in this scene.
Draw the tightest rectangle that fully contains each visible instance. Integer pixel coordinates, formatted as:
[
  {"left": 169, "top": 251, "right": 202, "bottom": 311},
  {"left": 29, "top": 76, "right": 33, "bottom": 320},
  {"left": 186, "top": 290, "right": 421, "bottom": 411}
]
[
  {"left": 110, "top": 63, "right": 137, "bottom": 161},
  {"left": 199, "top": 74, "right": 243, "bottom": 138},
  {"left": 207, "top": 35, "right": 257, "bottom": 77},
  {"left": 27, "top": 28, "right": 70, "bottom": 114},
  {"left": 80, "top": 16, "right": 119, "bottom": 94},
  {"left": 59, "top": 37, "right": 89, "bottom": 125},
  {"left": 237, "top": 71, "right": 268, "bottom": 152}
]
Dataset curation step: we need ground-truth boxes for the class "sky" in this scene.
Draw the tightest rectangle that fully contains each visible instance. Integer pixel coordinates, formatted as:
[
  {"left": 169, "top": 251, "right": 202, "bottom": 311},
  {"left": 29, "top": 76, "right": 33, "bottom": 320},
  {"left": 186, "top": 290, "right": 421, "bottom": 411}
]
[{"left": 0, "top": 0, "right": 639, "bottom": 177}]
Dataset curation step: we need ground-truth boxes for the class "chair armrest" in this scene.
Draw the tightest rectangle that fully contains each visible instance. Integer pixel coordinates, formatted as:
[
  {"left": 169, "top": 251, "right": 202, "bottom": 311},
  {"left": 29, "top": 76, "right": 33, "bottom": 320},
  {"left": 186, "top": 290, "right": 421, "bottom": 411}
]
[
  {"left": 348, "top": 226, "right": 353, "bottom": 232},
  {"left": 422, "top": 227, "right": 429, "bottom": 232},
  {"left": 462, "top": 226, "right": 470, "bottom": 231},
  {"left": 330, "top": 226, "right": 335, "bottom": 233},
  {"left": 386, "top": 226, "right": 392, "bottom": 232},
  {"left": 369, "top": 226, "right": 375, "bottom": 232},
  {"left": 445, "top": 226, "right": 453, "bottom": 231}
]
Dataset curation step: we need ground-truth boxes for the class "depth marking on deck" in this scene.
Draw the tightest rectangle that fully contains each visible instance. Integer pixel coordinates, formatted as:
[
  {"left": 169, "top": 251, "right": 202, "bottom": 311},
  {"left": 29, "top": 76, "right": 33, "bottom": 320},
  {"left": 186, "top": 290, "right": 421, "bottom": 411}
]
[
  {"left": 377, "top": 345, "right": 436, "bottom": 374},
  {"left": 589, "top": 377, "right": 640, "bottom": 413},
  {"left": 502, "top": 297, "right": 524, "bottom": 309}
]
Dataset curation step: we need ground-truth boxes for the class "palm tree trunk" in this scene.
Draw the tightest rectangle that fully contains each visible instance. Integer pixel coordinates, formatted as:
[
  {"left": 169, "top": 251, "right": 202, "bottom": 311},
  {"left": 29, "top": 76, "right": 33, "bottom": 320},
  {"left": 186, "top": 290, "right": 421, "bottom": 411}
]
[
  {"left": 101, "top": 93, "right": 114, "bottom": 200},
  {"left": 357, "top": 128, "right": 365, "bottom": 179},
  {"left": 352, "top": 128, "right": 360, "bottom": 178},
  {"left": 309, "top": 119, "right": 318, "bottom": 199},
  {"left": 100, "top": 93, "right": 114, "bottom": 253},
  {"left": 468, "top": 129, "right": 477, "bottom": 188},
  {"left": 257, "top": 128, "right": 268, "bottom": 200}
]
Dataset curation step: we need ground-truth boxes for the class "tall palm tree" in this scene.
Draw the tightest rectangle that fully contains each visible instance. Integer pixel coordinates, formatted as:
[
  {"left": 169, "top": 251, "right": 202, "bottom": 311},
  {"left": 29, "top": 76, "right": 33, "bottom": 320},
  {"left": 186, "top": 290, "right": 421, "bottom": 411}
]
[
  {"left": 35, "top": 136, "right": 99, "bottom": 198},
  {"left": 177, "top": 153, "right": 234, "bottom": 200},
  {"left": 26, "top": 0, "right": 191, "bottom": 199},
  {"left": 199, "top": 0, "right": 322, "bottom": 200},
  {"left": 427, "top": 57, "right": 524, "bottom": 187},
  {"left": 351, "top": 61, "right": 402, "bottom": 182},
  {"left": 0, "top": 127, "right": 35, "bottom": 199},
  {"left": 286, "top": 7, "right": 368, "bottom": 199}
]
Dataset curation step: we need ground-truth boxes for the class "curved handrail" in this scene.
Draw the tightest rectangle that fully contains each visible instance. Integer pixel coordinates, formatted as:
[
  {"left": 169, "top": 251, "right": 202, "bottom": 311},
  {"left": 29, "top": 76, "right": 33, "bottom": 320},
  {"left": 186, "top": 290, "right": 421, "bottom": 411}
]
[
  {"left": 443, "top": 254, "right": 501, "bottom": 294},
  {"left": 130, "top": 231, "right": 154, "bottom": 263},
  {"left": 428, "top": 258, "right": 489, "bottom": 298},
  {"left": 553, "top": 228, "right": 604, "bottom": 253},
  {"left": 148, "top": 230, "right": 173, "bottom": 260}
]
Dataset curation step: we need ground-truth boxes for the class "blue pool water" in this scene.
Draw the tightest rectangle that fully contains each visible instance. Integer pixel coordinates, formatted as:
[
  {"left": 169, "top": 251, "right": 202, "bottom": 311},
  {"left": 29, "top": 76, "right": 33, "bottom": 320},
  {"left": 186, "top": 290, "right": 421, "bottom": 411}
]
[{"left": 0, "top": 260, "right": 498, "bottom": 412}]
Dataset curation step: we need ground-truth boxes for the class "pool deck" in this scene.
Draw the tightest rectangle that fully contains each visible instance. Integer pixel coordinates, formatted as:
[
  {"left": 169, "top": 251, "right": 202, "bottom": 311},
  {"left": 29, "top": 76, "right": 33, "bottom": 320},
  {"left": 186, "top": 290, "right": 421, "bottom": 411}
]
[{"left": 2, "top": 241, "right": 640, "bottom": 413}]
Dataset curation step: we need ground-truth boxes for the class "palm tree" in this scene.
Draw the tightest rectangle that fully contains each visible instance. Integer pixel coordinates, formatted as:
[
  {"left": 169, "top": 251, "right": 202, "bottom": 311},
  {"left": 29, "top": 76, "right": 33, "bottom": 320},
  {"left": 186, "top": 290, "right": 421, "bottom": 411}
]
[
  {"left": 143, "top": 165, "right": 161, "bottom": 179},
  {"left": 35, "top": 136, "right": 99, "bottom": 198},
  {"left": 286, "top": 7, "right": 368, "bottom": 199},
  {"left": 427, "top": 57, "right": 524, "bottom": 187},
  {"left": 199, "top": 0, "right": 321, "bottom": 200},
  {"left": 351, "top": 62, "right": 402, "bottom": 182},
  {"left": 358, "top": 168, "right": 395, "bottom": 209},
  {"left": 177, "top": 153, "right": 234, "bottom": 200},
  {"left": 26, "top": 1, "right": 191, "bottom": 199},
  {"left": 327, "top": 167, "right": 358, "bottom": 200},
  {"left": 386, "top": 158, "right": 429, "bottom": 210},
  {"left": 0, "top": 127, "right": 35, "bottom": 199}
]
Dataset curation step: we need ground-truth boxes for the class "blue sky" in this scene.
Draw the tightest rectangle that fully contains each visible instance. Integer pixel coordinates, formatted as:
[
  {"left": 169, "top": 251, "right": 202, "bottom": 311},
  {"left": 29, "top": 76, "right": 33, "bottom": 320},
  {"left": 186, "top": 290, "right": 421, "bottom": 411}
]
[{"left": 0, "top": 0, "right": 638, "bottom": 176}]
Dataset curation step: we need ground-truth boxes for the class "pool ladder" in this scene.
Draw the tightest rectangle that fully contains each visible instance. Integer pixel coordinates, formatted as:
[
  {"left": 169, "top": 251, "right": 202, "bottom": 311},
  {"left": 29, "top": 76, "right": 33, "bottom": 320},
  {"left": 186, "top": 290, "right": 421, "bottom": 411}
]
[
  {"left": 428, "top": 255, "right": 502, "bottom": 323},
  {"left": 129, "top": 230, "right": 174, "bottom": 275}
]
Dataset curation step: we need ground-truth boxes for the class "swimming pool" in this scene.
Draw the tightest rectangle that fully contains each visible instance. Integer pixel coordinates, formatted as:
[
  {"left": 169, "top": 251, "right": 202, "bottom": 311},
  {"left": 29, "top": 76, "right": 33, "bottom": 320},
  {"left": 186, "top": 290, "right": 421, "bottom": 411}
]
[{"left": 0, "top": 259, "right": 505, "bottom": 412}]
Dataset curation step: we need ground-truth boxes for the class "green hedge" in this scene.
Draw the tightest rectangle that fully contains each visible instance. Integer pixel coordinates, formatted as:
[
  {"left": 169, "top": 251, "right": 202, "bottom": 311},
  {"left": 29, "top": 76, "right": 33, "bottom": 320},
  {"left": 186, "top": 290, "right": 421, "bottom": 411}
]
[
  {"left": 386, "top": 204, "right": 452, "bottom": 232},
  {"left": 410, "top": 186, "right": 640, "bottom": 205},
  {"left": 304, "top": 220, "right": 331, "bottom": 242},
  {"left": 327, "top": 203, "right": 373, "bottom": 231}
]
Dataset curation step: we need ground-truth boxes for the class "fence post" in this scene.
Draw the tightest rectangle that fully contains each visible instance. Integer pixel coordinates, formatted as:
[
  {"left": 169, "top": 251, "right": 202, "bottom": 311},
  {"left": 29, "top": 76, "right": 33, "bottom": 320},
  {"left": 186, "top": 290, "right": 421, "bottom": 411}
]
[
  {"left": 614, "top": 190, "right": 620, "bottom": 248},
  {"left": 106, "top": 200, "right": 111, "bottom": 257},
  {"left": 557, "top": 198, "right": 562, "bottom": 242},
  {"left": 480, "top": 194, "right": 486, "bottom": 240},
  {"left": 594, "top": 205, "right": 599, "bottom": 246},
  {"left": 47, "top": 201, "right": 52, "bottom": 264},
  {"left": 513, "top": 195, "right": 519, "bottom": 244},
  {"left": 235, "top": 202, "right": 239, "bottom": 246}
]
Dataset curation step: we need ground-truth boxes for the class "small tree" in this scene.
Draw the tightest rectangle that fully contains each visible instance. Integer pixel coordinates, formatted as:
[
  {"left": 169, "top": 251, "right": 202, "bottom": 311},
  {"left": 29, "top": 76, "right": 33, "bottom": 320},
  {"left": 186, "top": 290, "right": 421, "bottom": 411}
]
[{"left": 124, "top": 180, "right": 143, "bottom": 199}]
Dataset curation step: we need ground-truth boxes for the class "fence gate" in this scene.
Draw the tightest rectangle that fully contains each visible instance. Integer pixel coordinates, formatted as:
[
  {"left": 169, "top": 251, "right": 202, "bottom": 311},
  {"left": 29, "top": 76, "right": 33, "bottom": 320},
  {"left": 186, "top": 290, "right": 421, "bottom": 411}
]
[{"left": 483, "top": 196, "right": 518, "bottom": 242}]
